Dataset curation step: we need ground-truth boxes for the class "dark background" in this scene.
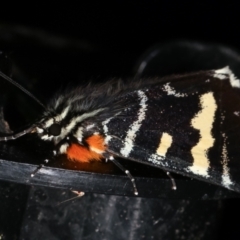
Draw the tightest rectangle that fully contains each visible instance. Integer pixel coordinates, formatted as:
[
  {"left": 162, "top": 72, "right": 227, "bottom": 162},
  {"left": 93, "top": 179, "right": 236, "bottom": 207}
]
[
  {"left": 0, "top": 2, "right": 240, "bottom": 240},
  {"left": 0, "top": 2, "right": 240, "bottom": 127},
  {"left": 0, "top": 3, "right": 239, "bottom": 103}
]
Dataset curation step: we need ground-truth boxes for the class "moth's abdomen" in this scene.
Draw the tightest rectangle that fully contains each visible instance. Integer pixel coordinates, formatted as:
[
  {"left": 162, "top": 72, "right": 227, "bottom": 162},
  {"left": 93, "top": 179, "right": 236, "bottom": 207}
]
[{"left": 66, "top": 134, "right": 106, "bottom": 163}]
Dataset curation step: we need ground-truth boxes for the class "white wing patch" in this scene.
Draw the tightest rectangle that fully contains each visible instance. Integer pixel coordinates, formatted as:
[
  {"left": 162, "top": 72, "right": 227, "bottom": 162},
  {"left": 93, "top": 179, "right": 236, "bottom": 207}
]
[
  {"left": 120, "top": 90, "right": 148, "bottom": 157},
  {"left": 162, "top": 83, "right": 187, "bottom": 97},
  {"left": 156, "top": 132, "right": 173, "bottom": 157},
  {"left": 147, "top": 133, "right": 172, "bottom": 168},
  {"left": 214, "top": 66, "right": 240, "bottom": 88},
  {"left": 188, "top": 92, "right": 217, "bottom": 177}
]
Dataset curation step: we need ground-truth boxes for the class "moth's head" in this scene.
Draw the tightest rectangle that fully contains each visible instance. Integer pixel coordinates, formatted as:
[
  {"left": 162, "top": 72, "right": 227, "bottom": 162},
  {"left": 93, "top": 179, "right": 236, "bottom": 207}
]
[
  {"left": 0, "top": 83, "right": 115, "bottom": 143},
  {"left": 35, "top": 104, "right": 76, "bottom": 144},
  {"left": 35, "top": 102, "right": 104, "bottom": 145},
  {"left": 0, "top": 72, "right": 106, "bottom": 144},
  {"left": 36, "top": 89, "right": 84, "bottom": 141}
]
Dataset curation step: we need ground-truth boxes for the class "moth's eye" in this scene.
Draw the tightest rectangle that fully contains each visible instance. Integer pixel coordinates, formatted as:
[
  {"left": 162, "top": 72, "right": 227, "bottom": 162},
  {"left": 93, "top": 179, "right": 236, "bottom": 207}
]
[{"left": 48, "top": 123, "right": 61, "bottom": 136}]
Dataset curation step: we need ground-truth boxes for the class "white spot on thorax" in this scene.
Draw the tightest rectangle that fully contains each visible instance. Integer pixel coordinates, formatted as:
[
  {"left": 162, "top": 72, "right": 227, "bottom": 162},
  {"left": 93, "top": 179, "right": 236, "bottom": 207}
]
[
  {"left": 56, "top": 106, "right": 70, "bottom": 122},
  {"left": 214, "top": 66, "right": 240, "bottom": 88},
  {"left": 156, "top": 132, "right": 173, "bottom": 157},
  {"left": 86, "top": 124, "right": 95, "bottom": 131},
  {"left": 59, "top": 143, "right": 69, "bottom": 154},
  {"left": 44, "top": 106, "right": 70, "bottom": 128},
  {"left": 120, "top": 90, "right": 148, "bottom": 157},
  {"left": 74, "top": 127, "right": 83, "bottom": 142},
  {"left": 188, "top": 92, "right": 217, "bottom": 177}
]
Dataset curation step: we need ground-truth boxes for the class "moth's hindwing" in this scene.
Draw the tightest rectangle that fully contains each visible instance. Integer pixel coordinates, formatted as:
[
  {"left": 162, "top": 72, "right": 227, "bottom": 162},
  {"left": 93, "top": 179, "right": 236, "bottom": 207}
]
[{"left": 103, "top": 66, "right": 240, "bottom": 192}]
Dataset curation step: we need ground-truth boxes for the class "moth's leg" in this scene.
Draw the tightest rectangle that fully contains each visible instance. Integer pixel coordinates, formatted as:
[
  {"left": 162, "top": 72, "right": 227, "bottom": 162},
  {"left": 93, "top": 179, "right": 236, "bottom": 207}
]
[
  {"left": 108, "top": 156, "right": 138, "bottom": 195},
  {"left": 31, "top": 164, "right": 43, "bottom": 177},
  {"left": 31, "top": 159, "right": 49, "bottom": 177},
  {"left": 166, "top": 171, "right": 177, "bottom": 190}
]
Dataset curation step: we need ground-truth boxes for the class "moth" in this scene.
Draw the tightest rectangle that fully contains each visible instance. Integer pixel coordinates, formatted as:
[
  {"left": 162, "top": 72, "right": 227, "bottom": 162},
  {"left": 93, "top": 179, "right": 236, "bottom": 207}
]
[{"left": 0, "top": 66, "right": 240, "bottom": 195}]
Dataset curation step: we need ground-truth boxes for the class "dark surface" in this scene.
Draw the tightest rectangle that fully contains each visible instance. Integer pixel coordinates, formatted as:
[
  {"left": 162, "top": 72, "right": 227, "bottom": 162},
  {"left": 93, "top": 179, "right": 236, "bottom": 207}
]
[
  {"left": 1, "top": 158, "right": 239, "bottom": 200},
  {"left": 0, "top": 4, "right": 240, "bottom": 239},
  {"left": 19, "top": 187, "right": 222, "bottom": 240}
]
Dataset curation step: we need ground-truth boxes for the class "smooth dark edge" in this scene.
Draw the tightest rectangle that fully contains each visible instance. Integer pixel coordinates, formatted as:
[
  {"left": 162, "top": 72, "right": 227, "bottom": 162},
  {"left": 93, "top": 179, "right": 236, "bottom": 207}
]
[{"left": 0, "top": 158, "right": 239, "bottom": 200}]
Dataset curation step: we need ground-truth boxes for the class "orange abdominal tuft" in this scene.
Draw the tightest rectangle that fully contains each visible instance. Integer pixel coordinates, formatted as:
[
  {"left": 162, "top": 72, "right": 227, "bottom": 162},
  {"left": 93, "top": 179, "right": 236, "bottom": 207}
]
[
  {"left": 66, "top": 135, "right": 106, "bottom": 163},
  {"left": 86, "top": 135, "right": 106, "bottom": 152}
]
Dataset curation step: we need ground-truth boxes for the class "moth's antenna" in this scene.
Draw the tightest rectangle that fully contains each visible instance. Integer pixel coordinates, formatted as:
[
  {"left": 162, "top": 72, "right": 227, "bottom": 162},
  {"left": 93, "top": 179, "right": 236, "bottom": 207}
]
[
  {"left": 0, "top": 125, "right": 37, "bottom": 141},
  {"left": 0, "top": 70, "right": 47, "bottom": 110},
  {"left": 0, "top": 71, "right": 48, "bottom": 141}
]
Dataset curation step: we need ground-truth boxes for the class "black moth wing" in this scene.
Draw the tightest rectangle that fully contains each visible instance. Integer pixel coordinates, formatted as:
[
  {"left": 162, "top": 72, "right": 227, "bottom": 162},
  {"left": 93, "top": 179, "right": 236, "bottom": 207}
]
[{"left": 103, "top": 67, "right": 240, "bottom": 193}]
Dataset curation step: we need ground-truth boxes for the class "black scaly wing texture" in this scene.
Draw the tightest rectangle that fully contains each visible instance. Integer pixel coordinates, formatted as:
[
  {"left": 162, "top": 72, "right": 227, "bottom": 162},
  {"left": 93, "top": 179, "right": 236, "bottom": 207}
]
[{"left": 103, "top": 69, "right": 240, "bottom": 192}]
